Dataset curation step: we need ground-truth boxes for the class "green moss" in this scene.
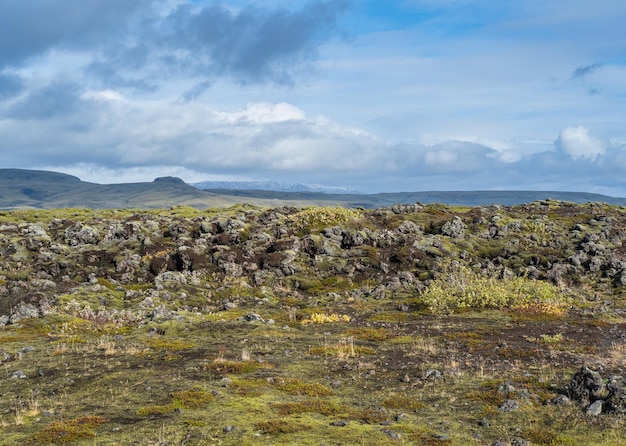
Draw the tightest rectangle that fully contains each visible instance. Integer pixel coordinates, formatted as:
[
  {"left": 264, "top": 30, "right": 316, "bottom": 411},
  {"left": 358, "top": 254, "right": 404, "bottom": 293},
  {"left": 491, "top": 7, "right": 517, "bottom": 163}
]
[
  {"left": 382, "top": 394, "right": 427, "bottom": 411},
  {"left": 281, "top": 206, "right": 363, "bottom": 233},
  {"left": 203, "top": 359, "right": 266, "bottom": 376},
  {"left": 25, "top": 416, "right": 108, "bottom": 445},
  {"left": 255, "top": 419, "right": 312, "bottom": 435},
  {"left": 171, "top": 386, "right": 214, "bottom": 409},
  {"left": 273, "top": 378, "right": 335, "bottom": 397},
  {"left": 274, "top": 399, "right": 343, "bottom": 416},
  {"left": 137, "top": 386, "right": 214, "bottom": 417},
  {"left": 144, "top": 338, "right": 196, "bottom": 351}
]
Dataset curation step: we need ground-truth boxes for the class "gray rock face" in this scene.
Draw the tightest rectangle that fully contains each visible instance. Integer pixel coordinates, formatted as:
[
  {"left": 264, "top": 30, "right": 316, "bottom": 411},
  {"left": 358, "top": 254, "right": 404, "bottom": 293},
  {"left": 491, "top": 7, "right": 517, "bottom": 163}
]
[
  {"left": 550, "top": 394, "right": 571, "bottom": 406},
  {"left": 12, "top": 370, "right": 27, "bottom": 379},
  {"left": 587, "top": 400, "right": 604, "bottom": 416},
  {"left": 10, "top": 302, "right": 40, "bottom": 323},
  {"left": 569, "top": 366, "right": 605, "bottom": 406},
  {"left": 441, "top": 216, "right": 466, "bottom": 238},
  {"left": 567, "top": 366, "right": 626, "bottom": 415},
  {"left": 605, "top": 375, "right": 626, "bottom": 413},
  {"left": 64, "top": 223, "right": 100, "bottom": 245},
  {"left": 498, "top": 399, "right": 519, "bottom": 413}
]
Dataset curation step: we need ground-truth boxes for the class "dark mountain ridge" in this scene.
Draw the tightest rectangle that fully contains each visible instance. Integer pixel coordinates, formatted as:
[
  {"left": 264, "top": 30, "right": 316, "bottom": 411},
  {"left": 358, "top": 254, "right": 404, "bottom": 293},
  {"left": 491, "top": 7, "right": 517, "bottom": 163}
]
[{"left": 1, "top": 168, "right": 625, "bottom": 209}]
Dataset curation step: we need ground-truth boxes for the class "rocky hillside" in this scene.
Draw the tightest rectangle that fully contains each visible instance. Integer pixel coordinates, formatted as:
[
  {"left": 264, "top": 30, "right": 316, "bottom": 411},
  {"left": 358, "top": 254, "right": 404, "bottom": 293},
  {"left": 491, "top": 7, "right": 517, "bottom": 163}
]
[{"left": 2, "top": 200, "right": 625, "bottom": 322}]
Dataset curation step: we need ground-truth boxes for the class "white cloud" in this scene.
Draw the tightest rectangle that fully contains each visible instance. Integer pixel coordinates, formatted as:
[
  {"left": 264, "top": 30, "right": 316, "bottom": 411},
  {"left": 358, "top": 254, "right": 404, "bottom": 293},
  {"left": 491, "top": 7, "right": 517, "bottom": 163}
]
[
  {"left": 219, "top": 102, "right": 306, "bottom": 124},
  {"left": 1, "top": 1, "right": 626, "bottom": 196},
  {"left": 425, "top": 150, "right": 457, "bottom": 167},
  {"left": 555, "top": 126, "right": 606, "bottom": 161}
]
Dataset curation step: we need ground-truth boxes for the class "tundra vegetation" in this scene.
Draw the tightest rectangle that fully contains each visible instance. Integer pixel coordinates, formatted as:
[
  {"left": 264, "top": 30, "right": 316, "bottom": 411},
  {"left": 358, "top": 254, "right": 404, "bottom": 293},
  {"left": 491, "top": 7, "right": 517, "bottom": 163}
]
[{"left": 0, "top": 201, "right": 625, "bottom": 445}]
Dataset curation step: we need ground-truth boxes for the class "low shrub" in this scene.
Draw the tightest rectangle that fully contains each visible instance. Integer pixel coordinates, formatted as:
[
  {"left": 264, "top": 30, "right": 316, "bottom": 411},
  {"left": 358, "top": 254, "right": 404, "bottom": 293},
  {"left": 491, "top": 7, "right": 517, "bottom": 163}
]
[
  {"left": 282, "top": 206, "right": 362, "bottom": 233},
  {"left": 255, "top": 419, "right": 312, "bottom": 435},
  {"left": 422, "top": 260, "right": 568, "bottom": 315},
  {"left": 301, "top": 313, "right": 351, "bottom": 325}
]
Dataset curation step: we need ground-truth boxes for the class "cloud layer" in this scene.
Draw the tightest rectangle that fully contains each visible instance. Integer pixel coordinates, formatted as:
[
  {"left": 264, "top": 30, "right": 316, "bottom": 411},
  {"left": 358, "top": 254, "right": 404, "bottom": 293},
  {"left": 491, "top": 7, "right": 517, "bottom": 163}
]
[{"left": 0, "top": 1, "right": 625, "bottom": 195}]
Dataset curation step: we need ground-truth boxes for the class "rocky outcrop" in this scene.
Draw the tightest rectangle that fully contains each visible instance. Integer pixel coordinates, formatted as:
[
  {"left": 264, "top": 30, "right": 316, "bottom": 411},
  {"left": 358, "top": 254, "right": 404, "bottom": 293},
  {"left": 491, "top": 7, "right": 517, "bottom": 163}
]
[
  {"left": 0, "top": 200, "right": 625, "bottom": 324},
  {"left": 569, "top": 366, "right": 626, "bottom": 415}
]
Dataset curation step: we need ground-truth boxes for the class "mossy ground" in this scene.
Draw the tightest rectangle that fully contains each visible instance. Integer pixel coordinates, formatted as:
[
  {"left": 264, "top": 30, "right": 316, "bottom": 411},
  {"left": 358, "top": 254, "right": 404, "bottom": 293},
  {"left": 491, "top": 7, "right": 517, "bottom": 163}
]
[{"left": 2, "top": 294, "right": 626, "bottom": 445}]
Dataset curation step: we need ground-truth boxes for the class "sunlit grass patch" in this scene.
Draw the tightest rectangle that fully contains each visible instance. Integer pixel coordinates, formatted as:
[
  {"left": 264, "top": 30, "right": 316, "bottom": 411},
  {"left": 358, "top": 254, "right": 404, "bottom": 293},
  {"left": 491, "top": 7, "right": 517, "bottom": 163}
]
[
  {"left": 255, "top": 419, "right": 312, "bottom": 435},
  {"left": 308, "top": 336, "right": 376, "bottom": 358},
  {"left": 272, "top": 378, "right": 334, "bottom": 397},
  {"left": 301, "top": 312, "right": 351, "bottom": 325},
  {"left": 144, "top": 338, "right": 196, "bottom": 351},
  {"left": 24, "top": 416, "right": 108, "bottom": 445},
  {"left": 203, "top": 359, "right": 269, "bottom": 376},
  {"left": 382, "top": 394, "right": 427, "bottom": 411},
  {"left": 137, "top": 386, "right": 214, "bottom": 416},
  {"left": 273, "top": 399, "right": 343, "bottom": 416}
]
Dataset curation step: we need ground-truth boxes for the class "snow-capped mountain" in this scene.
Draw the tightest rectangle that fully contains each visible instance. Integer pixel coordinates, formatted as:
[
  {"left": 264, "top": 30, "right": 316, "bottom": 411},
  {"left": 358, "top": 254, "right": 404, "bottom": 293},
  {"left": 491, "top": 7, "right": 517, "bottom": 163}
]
[{"left": 191, "top": 181, "right": 362, "bottom": 194}]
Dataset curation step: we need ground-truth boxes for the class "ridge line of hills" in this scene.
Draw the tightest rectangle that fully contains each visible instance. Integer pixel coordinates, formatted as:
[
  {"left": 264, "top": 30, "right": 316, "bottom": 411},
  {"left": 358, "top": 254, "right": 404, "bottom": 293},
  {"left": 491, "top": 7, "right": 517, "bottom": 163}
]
[{"left": 1, "top": 168, "right": 625, "bottom": 209}]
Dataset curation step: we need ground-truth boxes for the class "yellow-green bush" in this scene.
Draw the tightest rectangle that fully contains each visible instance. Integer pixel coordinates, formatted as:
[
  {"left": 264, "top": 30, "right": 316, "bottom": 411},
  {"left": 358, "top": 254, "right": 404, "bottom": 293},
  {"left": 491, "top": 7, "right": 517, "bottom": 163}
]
[
  {"left": 301, "top": 313, "right": 351, "bottom": 325},
  {"left": 422, "top": 260, "right": 567, "bottom": 315},
  {"left": 282, "top": 206, "right": 362, "bottom": 232}
]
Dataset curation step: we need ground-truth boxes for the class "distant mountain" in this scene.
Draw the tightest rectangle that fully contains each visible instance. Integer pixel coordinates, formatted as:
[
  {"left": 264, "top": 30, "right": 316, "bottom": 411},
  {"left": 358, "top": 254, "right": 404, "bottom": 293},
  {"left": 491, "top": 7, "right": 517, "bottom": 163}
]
[
  {"left": 196, "top": 188, "right": 626, "bottom": 208},
  {"left": 192, "top": 180, "right": 361, "bottom": 194},
  {"left": 0, "top": 169, "right": 234, "bottom": 209},
  {"left": 1, "top": 168, "right": 625, "bottom": 209}
]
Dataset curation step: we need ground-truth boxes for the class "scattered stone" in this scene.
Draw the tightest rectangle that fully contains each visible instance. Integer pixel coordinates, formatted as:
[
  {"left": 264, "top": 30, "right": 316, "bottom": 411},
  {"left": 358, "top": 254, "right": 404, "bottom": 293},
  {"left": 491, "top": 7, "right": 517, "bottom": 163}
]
[
  {"left": 9, "top": 302, "right": 40, "bottom": 324},
  {"left": 423, "top": 369, "right": 443, "bottom": 380},
  {"left": 497, "top": 383, "right": 516, "bottom": 396},
  {"left": 441, "top": 216, "right": 466, "bottom": 238},
  {"left": 395, "top": 413, "right": 407, "bottom": 422},
  {"left": 381, "top": 429, "right": 401, "bottom": 440},
  {"left": 12, "top": 370, "right": 27, "bottom": 379},
  {"left": 477, "top": 420, "right": 490, "bottom": 427},
  {"left": 586, "top": 400, "right": 604, "bottom": 416},
  {"left": 550, "top": 394, "right": 571, "bottom": 406},
  {"left": 223, "top": 426, "right": 236, "bottom": 433},
  {"left": 242, "top": 313, "right": 264, "bottom": 323},
  {"left": 498, "top": 399, "right": 519, "bottom": 413},
  {"left": 330, "top": 420, "right": 350, "bottom": 427},
  {"left": 511, "top": 437, "right": 531, "bottom": 446},
  {"left": 139, "top": 297, "right": 155, "bottom": 309},
  {"left": 223, "top": 301, "right": 236, "bottom": 310},
  {"left": 400, "top": 374, "right": 411, "bottom": 383},
  {"left": 151, "top": 305, "right": 174, "bottom": 321}
]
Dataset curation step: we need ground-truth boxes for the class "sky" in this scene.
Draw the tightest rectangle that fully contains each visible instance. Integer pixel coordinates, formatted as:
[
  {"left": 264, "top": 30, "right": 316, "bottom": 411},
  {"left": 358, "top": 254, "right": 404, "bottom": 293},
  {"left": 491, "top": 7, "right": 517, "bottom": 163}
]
[{"left": 1, "top": 0, "right": 625, "bottom": 195}]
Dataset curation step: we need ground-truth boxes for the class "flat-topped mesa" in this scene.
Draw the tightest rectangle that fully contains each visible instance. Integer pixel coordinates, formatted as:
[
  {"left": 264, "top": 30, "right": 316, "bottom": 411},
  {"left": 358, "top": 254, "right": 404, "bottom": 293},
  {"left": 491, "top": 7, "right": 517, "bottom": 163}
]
[{"left": 153, "top": 176, "right": 187, "bottom": 185}]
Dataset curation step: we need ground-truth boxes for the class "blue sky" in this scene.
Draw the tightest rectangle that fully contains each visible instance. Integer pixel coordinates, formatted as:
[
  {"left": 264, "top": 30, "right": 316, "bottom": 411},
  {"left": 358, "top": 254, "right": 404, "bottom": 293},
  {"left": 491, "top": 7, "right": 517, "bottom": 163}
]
[{"left": 1, "top": 0, "right": 625, "bottom": 194}]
